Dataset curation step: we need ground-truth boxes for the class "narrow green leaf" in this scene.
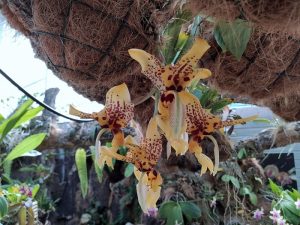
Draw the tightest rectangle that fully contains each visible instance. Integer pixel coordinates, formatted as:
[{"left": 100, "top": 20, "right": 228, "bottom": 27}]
[
  {"left": 91, "top": 147, "right": 103, "bottom": 183},
  {"left": 75, "top": 148, "right": 88, "bottom": 198},
  {"left": 27, "top": 207, "right": 35, "bottom": 225},
  {"left": 289, "top": 189, "right": 300, "bottom": 200},
  {"left": 0, "top": 196, "right": 8, "bottom": 219},
  {"left": 214, "top": 19, "right": 252, "bottom": 60},
  {"left": 3, "top": 160, "right": 12, "bottom": 177},
  {"left": 4, "top": 133, "right": 46, "bottom": 162},
  {"left": 31, "top": 184, "right": 40, "bottom": 198},
  {"left": 0, "top": 99, "right": 33, "bottom": 141},
  {"left": 210, "top": 99, "right": 231, "bottom": 113},
  {"left": 161, "top": 11, "right": 192, "bottom": 64},
  {"left": 179, "top": 201, "right": 201, "bottom": 222},
  {"left": 253, "top": 118, "right": 271, "bottom": 124},
  {"left": 269, "top": 179, "right": 283, "bottom": 196},
  {"left": 124, "top": 163, "right": 134, "bottom": 177},
  {"left": 0, "top": 114, "right": 4, "bottom": 123},
  {"left": 178, "top": 15, "right": 202, "bottom": 59},
  {"left": 159, "top": 201, "right": 183, "bottom": 225},
  {"left": 18, "top": 206, "right": 27, "bottom": 225},
  {"left": 200, "top": 89, "right": 218, "bottom": 107},
  {"left": 14, "top": 106, "right": 44, "bottom": 128}
]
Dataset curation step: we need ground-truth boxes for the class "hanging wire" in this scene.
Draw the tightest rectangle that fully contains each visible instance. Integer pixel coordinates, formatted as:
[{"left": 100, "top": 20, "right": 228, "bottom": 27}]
[{"left": 0, "top": 68, "right": 93, "bottom": 123}]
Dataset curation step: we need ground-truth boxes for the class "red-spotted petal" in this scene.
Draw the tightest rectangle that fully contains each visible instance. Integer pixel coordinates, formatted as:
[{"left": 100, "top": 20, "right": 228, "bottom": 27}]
[
  {"left": 178, "top": 91, "right": 220, "bottom": 134},
  {"left": 125, "top": 118, "right": 162, "bottom": 172},
  {"left": 162, "top": 38, "right": 211, "bottom": 91},
  {"left": 128, "top": 49, "right": 165, "bottom": 92},
  {"left": 105, "top": 83, "right": 134, "bottom": 131}
]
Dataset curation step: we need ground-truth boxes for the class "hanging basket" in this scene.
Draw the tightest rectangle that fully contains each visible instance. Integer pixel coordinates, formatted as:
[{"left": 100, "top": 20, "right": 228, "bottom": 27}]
[{"left": 1, "top": 0, "right": 160, "bottom": 104}]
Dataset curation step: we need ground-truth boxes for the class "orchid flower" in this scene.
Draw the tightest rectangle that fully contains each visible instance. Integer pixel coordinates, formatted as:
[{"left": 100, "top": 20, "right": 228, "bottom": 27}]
[
  {"left": 269, "top": 208, "right": 282, "bottom": 224},
  {"left": 295, "top": 199, "right": 300, "bottom": 209},
  {"left": 69, "top": 83, "right": 134, "bottom": 168},
  {"left": 100, "top": 118, "right": 163, "bottom": 213},
  {"left": 253, "top": 208, "right": 264, "bottom": 221},
  {"left": 178, "top": 91, "right": 257, "bottom": 175},
  {"left": 129, "top": 38, "right": 212, "bottom": 155}
]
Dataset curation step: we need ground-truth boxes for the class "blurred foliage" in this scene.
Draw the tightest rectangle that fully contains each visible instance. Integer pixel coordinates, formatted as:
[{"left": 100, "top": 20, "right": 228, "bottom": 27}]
[
  {"left": 214, "top": 19, "right": 252, "bottom": 60},
  {"left": 269, "top": 179, "right": 300, "bottom": 225},
  {"left": 190, "top": 83, "right": 232, "bottom": 113},
  {"left": 0, "top": 98, "right": 50, "bottom": 224},
  {"left": 75, "top": 148, "right": 88, "bottom": 199},
  {"left": 159, "top": 200, "right": 201, "bottom": 225}
]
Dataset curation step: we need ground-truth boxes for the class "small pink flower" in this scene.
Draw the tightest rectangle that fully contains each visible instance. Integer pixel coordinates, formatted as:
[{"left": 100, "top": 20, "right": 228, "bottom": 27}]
[
  {"left": 253, "top": 208, "right": 264, "bottom": 220},
  {"left": 147, "top": 207, "right": 158, "bottom": 217},
  {"left": 276, "top": 217, "right": 288, "bottom": 225},
  {"left": 269, "top": 208, "right": 281, "bottom": 224},
  {"left": 210, "top": 198, "right": 216, "bottom": 208},
  {"left": 295, "top": 199, "right": 300, "bottom": 209}
]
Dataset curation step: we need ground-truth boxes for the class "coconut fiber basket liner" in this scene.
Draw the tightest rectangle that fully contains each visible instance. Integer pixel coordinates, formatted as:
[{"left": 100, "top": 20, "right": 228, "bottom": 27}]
[
  {"left": 0, "top": 0, "right": 161, "bottom": 105},
  {"left": 184, "top": 0, "right": 300, "bottom": 121},
  {"left": 1, "top": 0, "right": 300, "bottom": 121}
]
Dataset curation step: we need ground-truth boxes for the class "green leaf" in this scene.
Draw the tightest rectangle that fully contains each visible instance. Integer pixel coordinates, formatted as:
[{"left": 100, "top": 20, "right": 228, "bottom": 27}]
[
  {"left": 27, "top": 207, "right": 35, "bottom": 225},
  {"left": 4, "top": 133, "right": 46, "bottom": 162},
  {"left": 124, "top": 163, "right": 134, "bottom": 177},
  {"left": 214, "top": 19, "right": 252, "bottom": 60},
  {"left": 239, "top": 187, "right": 251, "bottom": 195},
  {"left": 221, "top": 175, "right": 240, "bottom": 189},
  {"left": 13, "top": 106, "right": 44, "bottom": 128},
  {"left": 161, "top": 11, "right": 192, "bottom": 64},
  {"left": 229, "top": 177, "right": 240, "bottom": 189},
  {"left": 179, "top": 201, "right": 201, "bottom": 222},
  {"left": 75, "top": 148, "right": 88, "bottom": 198},
  {"left": 210, "top": 99, "right": 231, "bottom": 113},
  {"left": 3, "top": 160, "right": 12, "bottom": 177},
  {"left": 18, "top": 206, "right": 27, "bottom": 225},
  {"left": 221, "top": 174, "right": 231, "bottom": 182},
  {"left": 253, "top": 118, "right": 271, "bottom": 124},
  {"left": 31, "top": 184, "right": 40, "bottom": 198},
  {"left": 91, "top": 148, "right": 103, "bottom": 183},
  {"left": 0, "top": 196, "right": 8, "bottom": 219},
  {"left": 281, "top": 200, "right": 300, "bottom": 224},
  {"left": 269, "top": 179, "right": 283, "bottom": 196},
  {"left": 249, "top": 193, "right": 257, "bottom": 206},
  {"left": 289, "top": 189, "right": 300, "bottom": 200},
  {"left": 159, "top": 201, "right": 184, "bottom": 225},
  {"left": 237, "top": 148, "right": 247, "bottom": 159},
  {"left": 0, "top": 99, "right": 33, "bottom": 141},
  {"left": 0, "top": 114, "right": 4, "bottom": 123},
  {"left": 213, "top": 26, "right": 227, "bottom": 52},
  {"left": 200, "top": 89, "right": 218, "bottom": 107}
]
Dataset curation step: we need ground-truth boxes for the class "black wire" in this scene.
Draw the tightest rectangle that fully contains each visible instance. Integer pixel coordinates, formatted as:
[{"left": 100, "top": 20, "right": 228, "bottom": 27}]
[{"left": 0, "top": 68, "right": 94, "bottom": 123}]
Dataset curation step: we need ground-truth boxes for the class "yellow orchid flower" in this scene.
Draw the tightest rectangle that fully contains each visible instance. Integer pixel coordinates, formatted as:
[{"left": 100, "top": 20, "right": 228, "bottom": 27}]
[
  {"left": 129, "top": 38, "right": 211, "bottom": 155},
  {"left": 69, "top": 83, "right": 134, "bottom": 168},
  {"left": 100, "top": 118, "right": 162, "bottom": 174},
  {"left": 134, "top": 168, "right": 162, "bottom": 215},
  {"left": 100, "top": 118, "right": 163, "bottom": 213},
  {"left": 178, "top": 91, "right": 258, "bottom": 175}
]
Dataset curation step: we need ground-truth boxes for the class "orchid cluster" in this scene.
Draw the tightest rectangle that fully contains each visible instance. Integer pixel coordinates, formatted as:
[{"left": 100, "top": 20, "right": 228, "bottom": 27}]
[
  {"left": 253, "top": 203, "right": 300, "bottom": 225},
  {"left": 69, "top": 38, "right": 256, "bottom": 214}
]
